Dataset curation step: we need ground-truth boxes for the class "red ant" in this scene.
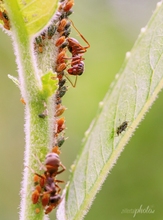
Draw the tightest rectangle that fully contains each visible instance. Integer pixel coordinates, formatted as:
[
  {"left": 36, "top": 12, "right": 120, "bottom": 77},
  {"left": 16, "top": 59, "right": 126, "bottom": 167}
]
[
  {"left": 55, "top": 19, "right": 90, "bottom": 87},
  {"left": 30, "top": 152, "right": 66, "bottom": 214},
  {"left": 66, "top": 22, "right": 90, "bottom": 86}
]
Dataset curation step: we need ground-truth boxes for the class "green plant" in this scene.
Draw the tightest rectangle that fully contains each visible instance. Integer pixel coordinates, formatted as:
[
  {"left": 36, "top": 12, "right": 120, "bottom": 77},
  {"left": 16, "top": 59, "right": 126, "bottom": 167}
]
[{"left": 1, "top": 0, "right": 163, "bottom": 220}]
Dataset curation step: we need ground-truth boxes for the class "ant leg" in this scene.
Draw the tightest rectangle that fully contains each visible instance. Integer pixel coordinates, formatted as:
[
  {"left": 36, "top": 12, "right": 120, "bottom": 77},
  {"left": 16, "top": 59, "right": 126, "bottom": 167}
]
[
  {"left": 54, "top": 183, "right": 62, "bottom": 194},
  {"left": 55, "top": 180, "right": 64, "bottom": 183},
  {"left": 26, "top": 166, "right": 46, "bottom": 185},
  {"left": 73, "top": 76, "right": 78, "bottom": 88},
  {"left": 64, "top": 73, "right": 78, "bottom": 88},
  {"left": 56, "top": 163, "right": 66, "bottom": 175},
  {"left": 69, "top": 19, "right": 90, "bottom": 49},
  {"left": 26, "top": 165, "right": 35, "bottom": 174}
]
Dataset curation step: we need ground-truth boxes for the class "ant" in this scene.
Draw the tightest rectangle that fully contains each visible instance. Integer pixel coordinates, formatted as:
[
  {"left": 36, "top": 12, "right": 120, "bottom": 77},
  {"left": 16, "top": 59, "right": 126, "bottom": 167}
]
[
  {"left": 116, "top": 121, "right": 129, "bottom": 136},
  {"left": 56, "top": 19, "right": 90, "bottom": 87},
  {"left": 67, "top": 21, "right": 90, "bottom": 86},
  {"left": 30, "top": 152, "right": 66, "bottom": 214}
]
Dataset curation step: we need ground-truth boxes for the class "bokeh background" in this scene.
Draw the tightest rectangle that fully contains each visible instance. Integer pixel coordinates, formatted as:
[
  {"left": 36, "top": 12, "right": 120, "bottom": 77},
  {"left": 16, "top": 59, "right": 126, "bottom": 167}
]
[{"left": 0, "top": 0, "right": 163, "bottom": 219}]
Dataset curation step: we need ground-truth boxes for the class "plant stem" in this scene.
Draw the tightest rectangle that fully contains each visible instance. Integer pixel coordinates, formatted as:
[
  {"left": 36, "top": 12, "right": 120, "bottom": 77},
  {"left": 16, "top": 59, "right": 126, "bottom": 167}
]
[{"left": 4, "top": 1, "right": 56, "bottom": 219}]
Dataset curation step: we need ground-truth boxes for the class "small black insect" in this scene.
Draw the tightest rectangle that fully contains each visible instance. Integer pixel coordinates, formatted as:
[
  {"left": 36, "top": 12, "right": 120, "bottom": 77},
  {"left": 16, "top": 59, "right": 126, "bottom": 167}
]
[{"left": 116, "top": 121, "right": 128, "bottom": 136}]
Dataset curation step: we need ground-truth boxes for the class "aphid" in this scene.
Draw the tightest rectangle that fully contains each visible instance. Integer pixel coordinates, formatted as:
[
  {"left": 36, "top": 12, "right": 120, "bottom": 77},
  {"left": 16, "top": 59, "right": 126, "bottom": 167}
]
[
  {"left": 56, "top": 86, "right": 67, "bottom": 98},
  {"left": 56, "top": 136, "right": 66, "bottom": 147},
  {"left": 57, "top": 71, "right": 64, "bottom": 81},
  {"left": 0, "top": 10, "right": 10, "bottom": 30},
  {"left": 35, "top": 208, "right": 40, "bottom": 214},
  {"left": 63, "top": 0, "right": 74, "bottom": 12},
  {"left": 41, "top": 193, "right": 50, "bottom": 207},
  {"left": 59, "top": 9, "right": 73, "bottom": 20},
  {"left": 56, "top": 117, "right": 65, "bottom": 134},
  {"left": 64, "top": 9, "right": 73, "bottom": 18},
  {"left": 55, "top": 36, "right": 66, "bottom": 47},
  {"left": 55, "top": 104, "right": 66, "bottom": 117},
  {"left": 56, "top": 62, "right": 67, "bottom": 73},
  {"left": 35, "top": 36, "right": 44, "bottom": 53},
  {"left": 41, "top": 32, "right": 46, "bottom": 40},
  {"left": 0, "top": 11, "right": 3, "bottom": 20},
  {"left": 52, "top": 146, "right": 61, "bottom": 155},
  {"left": 62, "top": 25, "right": 71, "bottom": 38},
  {"left": 20, "top": 97, "right": 26, "bottom": 105},
  {"left": 55, "top": 97, "right": 62, "bottom": 105},
  {"left": 57, "top": 18, "right": 67, "bottom": 33},
  {"left": 55, "top": 48, "right": 68, "bottom": 74},
  {"left": 58, "top": 78, "right": 66, "bottom": 88},
  {"left": 116, "top": 121, "right": 128, "bottom": 136},
  {"left": 56, "top": 48, "right": 67, "bottom": 64},
  {"left": 31, "top": 189, "right": 40, "bottom": 204},
  {"left": 47, "top": 25, "right": 57, "bottom": 39},
  {"left": 59, "top": 40, "right": 69, "bottom": 50},
  {"left": 38, "top": 109, "right": 48, "bottom": 119}
]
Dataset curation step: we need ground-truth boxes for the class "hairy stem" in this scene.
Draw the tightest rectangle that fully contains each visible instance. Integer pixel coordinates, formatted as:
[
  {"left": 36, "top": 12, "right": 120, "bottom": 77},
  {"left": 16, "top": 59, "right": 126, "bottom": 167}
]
[{"left": 4, "top": 1, "right": 57, "bottom": 219}]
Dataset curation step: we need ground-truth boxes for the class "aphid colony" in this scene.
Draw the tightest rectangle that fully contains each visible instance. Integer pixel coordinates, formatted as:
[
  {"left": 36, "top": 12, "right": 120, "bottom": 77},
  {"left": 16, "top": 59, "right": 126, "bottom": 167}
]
[
  {"left": 31, "top": 0, "right": 91, "bottom": 215},
  {"left": 1, "top": 0, "right": 130, "bottom": 215},
  {"left": 34, "top": 0, "right": 90, "bottom": 87}
]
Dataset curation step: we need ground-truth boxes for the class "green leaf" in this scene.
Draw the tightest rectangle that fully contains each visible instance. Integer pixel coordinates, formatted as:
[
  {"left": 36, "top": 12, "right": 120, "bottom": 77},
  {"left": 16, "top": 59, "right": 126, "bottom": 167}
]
[
  {"left": 57, "top": 1, "right": 163, "bottom": 220},
  {"left": 4, "top": 0, "right": 58, "bottom": 35},
  {"left": 18, "top": 0, "right": 58, "bottom": 35},
  {"left": 41, "top": 71, "right": 58, "bottom": 98}
]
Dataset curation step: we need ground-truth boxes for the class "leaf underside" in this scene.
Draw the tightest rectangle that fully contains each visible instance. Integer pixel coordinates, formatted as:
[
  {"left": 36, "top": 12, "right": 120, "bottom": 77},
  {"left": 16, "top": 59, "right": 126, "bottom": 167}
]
[
  {"left": 57, "top": 2, "right": 163, "bottom": 220},
  {"left": 17, "top": 0, "right": 58, "bottom": 34}
]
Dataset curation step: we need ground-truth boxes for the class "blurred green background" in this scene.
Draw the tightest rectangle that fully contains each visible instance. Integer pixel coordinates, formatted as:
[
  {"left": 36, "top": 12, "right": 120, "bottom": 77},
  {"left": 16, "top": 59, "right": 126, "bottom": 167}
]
[{"left": 0, "top": 0, "right": 163, "bottom": 219}]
